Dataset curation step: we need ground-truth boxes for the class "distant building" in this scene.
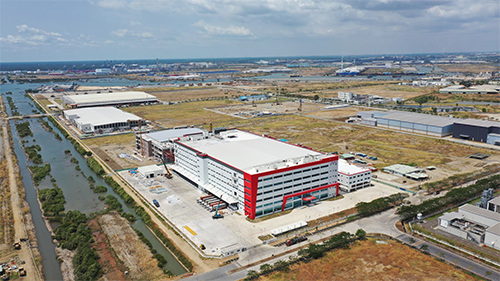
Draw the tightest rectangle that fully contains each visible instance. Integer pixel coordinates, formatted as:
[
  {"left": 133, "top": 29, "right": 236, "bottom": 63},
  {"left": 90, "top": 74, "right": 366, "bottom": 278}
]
[
  {"left": 61, "top": 91, "right": 158, "bottom": 108},
  {"left": 374, "top": 111, "right": 455, "bottom": 137},
  {"left": 383, "top": 164, "right": 428, "bottom": 180},
  {"left": 63, "top": 107, "right": 143, "bottom": 134},
  {"left": 453, "top": 119, "right": 500, "bottom": 144},
  {"left": 439, "top": 85, "right": 500, "bottom": 94}
]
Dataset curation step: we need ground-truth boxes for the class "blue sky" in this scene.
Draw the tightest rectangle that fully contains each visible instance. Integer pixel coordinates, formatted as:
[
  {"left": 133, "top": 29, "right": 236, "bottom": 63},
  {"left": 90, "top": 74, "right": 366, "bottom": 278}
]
[{"left": 1, "top": 0, "right": 499, "bottom": 62}]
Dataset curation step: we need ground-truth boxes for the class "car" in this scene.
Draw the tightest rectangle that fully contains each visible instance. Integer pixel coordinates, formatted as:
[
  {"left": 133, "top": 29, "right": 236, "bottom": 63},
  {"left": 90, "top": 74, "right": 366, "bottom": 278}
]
[{"left": 10, "top": 265, "right": 18, "bottom": 270}]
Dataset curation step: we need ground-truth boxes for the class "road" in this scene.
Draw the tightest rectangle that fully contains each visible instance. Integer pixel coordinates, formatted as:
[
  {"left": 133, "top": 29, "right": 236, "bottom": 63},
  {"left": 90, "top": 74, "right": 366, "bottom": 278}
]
[
  {"left": 185, "top": 210, "right": 500, "bottom": 281},
  {"left": 1, "top": 117, "right": 43, "bottom": 281}
]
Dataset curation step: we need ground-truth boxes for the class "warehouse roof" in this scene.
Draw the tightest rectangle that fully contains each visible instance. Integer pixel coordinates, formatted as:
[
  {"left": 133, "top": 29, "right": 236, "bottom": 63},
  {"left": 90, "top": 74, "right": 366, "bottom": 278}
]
[
  {"left": 63, "top": 91, "right": 157, "bottom": 106},
  {"left": 64, "top": 107, "right": 141, "bottom": 126},
  {"left": 338, "top": 159, "right": 370, "bottom": 175},
  {"left": 486, "top": 222, "right": 500, "bottom": 235},
  {"left": 376, "top": 111, "right": 455, "bottom": 127},
  {"left": 143, "top": 128, "right": 204, "bottom": 143},
  {"left": 383, "top": 164, "right": 424, "bottom": 175},
  {"left": 177, "top": 129, "right": 331, "bottom": 173},
  {"left": 454, "top": 118, "right": 500, "bottom": 128},
  {"left": 460, "top": 204, "right": 500, "bottom": 223},
  {"left": 488, "top": 196, "right": 500, "bottom": 205}
]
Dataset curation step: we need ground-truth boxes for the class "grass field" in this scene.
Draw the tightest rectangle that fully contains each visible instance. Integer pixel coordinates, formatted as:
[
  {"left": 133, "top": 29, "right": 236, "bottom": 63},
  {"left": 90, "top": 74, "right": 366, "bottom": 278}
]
[
  {"left": 82, "top": 133, "right": 135, "bottom": 146},
  {"left": 435, "top": 63, "right": 500, "bottom": 74},
  {"left": 259, "top": 239, "right": 478, "bottom": 281},
  {"left": 124, "top": 100, "right": 242, "bottom": 128}
]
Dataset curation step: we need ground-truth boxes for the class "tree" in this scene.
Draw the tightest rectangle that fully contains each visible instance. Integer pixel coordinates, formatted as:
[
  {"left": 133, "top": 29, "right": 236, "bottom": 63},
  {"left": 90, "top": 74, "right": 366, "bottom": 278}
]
[
  {"left": 355, "top": 229, "right": 366, "bottom": 240},
  {"left": 274, "top": 260, "right": 290, "bottom": 273},
  {"left": 246, "top": 270, "right": 259, "bottom": 280},
  {"left": 259, "top": 263, "right": 272, "bottom": 274},
  {"left": 420, "top": 244, "right": 429, "bottom": 252},
  {"left": 313, "top": 94, "right": 320, "bottom": 101}
]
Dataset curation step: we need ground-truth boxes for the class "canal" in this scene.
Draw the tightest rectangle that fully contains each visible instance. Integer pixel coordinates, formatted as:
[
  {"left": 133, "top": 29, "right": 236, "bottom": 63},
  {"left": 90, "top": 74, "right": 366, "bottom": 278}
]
[{"left": 1, "top": 80, "right": 187, "bottom": 280}]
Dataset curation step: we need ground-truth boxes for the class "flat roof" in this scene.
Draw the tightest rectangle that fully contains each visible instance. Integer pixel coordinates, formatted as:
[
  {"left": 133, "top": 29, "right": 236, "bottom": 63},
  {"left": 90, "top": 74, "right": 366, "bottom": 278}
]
[
  {"left": 460, "top": 204, "right": 500, "bottom": 223},
  {"left": 383, "top": 164, "right": 422, "bottom": 175},
  {"left": 138, "top": 165, "right": 163, "bottom": 174},
  {"left": 64, "top": 107, "right": 141, "bottom": 126},
  {"left": 338, "top": 159, "right": 370, "bottom": 175},
  {"left": 454, "top": 118, "right": 500, "bottom": 128},
  {"left": 63, "top": 91, "right": 157, "bottom": 105},
  {"left": 486, "top": 222, "right": 500, "bottom": 236},
  {"left": 143, "top": 128, "right": 204, "bottom": 143},
  {"left": 440, "top": 211, "right": 460, "bottom": 221},
  {"left": 488, "top": 196, "right": 500, "bottom": 205},
  {"left": 376, "top": 111, "right": 455, "bottom": 127},
  {"left": 177, "top": 129, "right": 330, "bottom": 173}
]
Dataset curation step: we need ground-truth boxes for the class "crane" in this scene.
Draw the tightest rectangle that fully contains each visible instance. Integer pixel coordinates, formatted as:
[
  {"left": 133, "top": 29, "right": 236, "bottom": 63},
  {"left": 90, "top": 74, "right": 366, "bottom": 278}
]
[
  {"left": 161, "top": 158, "right": 173, "bottom": 179},
  {"left": 212, "top": 195, "right": 224, "bottom": 219}
]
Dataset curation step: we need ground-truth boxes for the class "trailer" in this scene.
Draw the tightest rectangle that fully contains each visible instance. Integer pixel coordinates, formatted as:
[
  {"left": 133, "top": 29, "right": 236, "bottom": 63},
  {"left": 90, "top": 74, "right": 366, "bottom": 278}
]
[{"left": 285, "top": 236, "right": 307, "bottom": 246}]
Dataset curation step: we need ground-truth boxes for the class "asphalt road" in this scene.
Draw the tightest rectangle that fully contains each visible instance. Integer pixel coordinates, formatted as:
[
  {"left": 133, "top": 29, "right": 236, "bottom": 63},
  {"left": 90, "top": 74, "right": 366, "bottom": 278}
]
[{"left": 185, "top": 210, "right": 500, "bottom": 281}]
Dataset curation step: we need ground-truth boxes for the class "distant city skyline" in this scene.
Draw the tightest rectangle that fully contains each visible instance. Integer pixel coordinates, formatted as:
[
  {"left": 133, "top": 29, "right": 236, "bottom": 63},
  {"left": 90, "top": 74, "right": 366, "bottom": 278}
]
[{"left": 1, "top": 0, "right": 499, "bottom": 63}]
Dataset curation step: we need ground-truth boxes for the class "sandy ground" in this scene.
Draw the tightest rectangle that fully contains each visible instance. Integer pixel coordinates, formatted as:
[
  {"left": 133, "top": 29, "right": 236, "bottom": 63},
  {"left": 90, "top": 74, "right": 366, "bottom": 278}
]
[
  {"left": 56, "top": 248, "right": 75, "bottom": 281},
  {"left": 98, "top": 213, "right": 165, "bottom": 280},
  {"left": 89, "top": 144, "right": 157, "bottom": 170},
  {"left": 350, "top": 84, "right": 434, "bottom": 99},
  {"left": 211, "top": 100, "right": 329, "bottom": 117},
  {"left": 0, "top": 118, "right": 42, "bottom": 281}
]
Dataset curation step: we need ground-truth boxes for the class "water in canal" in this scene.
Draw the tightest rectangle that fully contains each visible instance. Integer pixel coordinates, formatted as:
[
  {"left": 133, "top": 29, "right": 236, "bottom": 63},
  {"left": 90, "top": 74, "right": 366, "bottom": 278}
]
[{"left": 1, "top": 81, "right": 187, "bottom": 279}]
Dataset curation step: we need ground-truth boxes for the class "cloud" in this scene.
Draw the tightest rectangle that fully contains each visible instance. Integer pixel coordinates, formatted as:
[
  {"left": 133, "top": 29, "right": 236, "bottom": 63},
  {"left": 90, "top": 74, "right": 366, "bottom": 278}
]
[
  {"left": 194, "top": 20, "right": 253, "bottom": 36},
  {"left": 111, "top": 28, "right": 129, "bottom": 37},
  {"left": 0, "top": 25, "right": 67, "bottom": 45},
  {"left": 130, "top": 20, "right": 142, "bottom": 26}
]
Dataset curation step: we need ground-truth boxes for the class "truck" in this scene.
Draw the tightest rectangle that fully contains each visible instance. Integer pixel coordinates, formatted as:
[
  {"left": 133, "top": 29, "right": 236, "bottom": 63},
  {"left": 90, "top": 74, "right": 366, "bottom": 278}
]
[
  {"left": 18, "top": 267, "right": 26, "bottom": 277},
  {"left": 153, "top": 199, "right": 160, "bottom": 207},
  {"left": 285, "top": 236, "right": 307, "bottom": 246}
]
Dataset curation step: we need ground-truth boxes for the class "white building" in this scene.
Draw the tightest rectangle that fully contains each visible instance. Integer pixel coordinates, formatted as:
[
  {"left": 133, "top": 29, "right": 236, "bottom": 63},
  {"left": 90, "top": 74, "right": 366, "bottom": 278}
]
[
  {"left": 61, "top": 91, "right": 158, "bottom": 108},
  {"left": 136, "top": 128, "right": 204, "bottom": 163},
  {"left": 173, "top": 129, "right": 339, "bottom": 219},
  {"left": 337, "top": 160, "right": 371, "bottom": 192},
  {"left": 63, "top": 107, "right": 143, "bottom": 134},
  {"left": 338, "top": 92, "right": 354, "bottom": 102},
  {"left": 137, "top": 165, "right": 164, "bottom": 179}
]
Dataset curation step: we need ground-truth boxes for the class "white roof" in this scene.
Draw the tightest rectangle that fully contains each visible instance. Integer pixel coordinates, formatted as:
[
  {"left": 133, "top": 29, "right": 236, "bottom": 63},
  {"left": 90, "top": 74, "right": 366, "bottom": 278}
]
[
  {"left": 460, "top": 204, "right": 500, "bottom": 223},
  {"left": 177, "top": 129, "right": 329, "bottom": 173},
  {"left": 338, "top": 159, "right": 370, "bottom": 175},
  {"left": 488, "top": 196, "right": 500, "bottom": 205},
  {"left": 143, "top": 128, "right": 204, "bottom": 143},
  {"left": 137, "top": 165, "right": 163, "bottom": 175},
  {"left": 63, "top": 91, "right": 157, "bottom": 106},
  {"left": 64, "top": 107, "right": 141, "bottom": 126}
]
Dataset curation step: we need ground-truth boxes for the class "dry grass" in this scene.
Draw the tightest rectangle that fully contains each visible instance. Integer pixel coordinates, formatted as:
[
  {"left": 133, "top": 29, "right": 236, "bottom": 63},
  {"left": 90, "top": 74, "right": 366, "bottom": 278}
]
[
  {"left": 216, "top": 114, "right": 494, "bottom": 169},
  {"left": 0, "top": 159, "right": 14, "bottom": 245},
  {"left": 435, "top": 63, "right": 500, "bottom": 73},
  {"left": 352, "top": 84, "right": 435, "bottom": 99},
  {"left": 124, "top": 100, "right": 242, "bottom": 128},
  {"left": 142, "top": 88, "right": 230, "bottom": 102},
  {"left": 260, "top": 239, "right": 477, "bottom": 281},
  {"left": 82, "top": 133, "right": 135, "bottom": 146}
]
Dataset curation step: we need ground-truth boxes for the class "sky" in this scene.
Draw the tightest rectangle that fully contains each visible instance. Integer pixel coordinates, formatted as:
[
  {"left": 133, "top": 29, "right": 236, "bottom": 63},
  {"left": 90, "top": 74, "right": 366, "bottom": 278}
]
[{"left": 0, "top": 0, "right": 499, "bottom": 62}]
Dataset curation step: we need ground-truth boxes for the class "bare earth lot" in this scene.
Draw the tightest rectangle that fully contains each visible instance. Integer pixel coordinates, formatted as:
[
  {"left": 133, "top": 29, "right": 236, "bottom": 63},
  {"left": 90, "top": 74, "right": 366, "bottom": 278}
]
[{"left": 259, "top": 239, "right": 477, "bottom": 281}]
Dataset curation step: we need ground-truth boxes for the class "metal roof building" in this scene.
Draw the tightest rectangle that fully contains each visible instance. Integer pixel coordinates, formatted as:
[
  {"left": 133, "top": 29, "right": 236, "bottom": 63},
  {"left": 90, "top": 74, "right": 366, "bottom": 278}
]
[
  {"left": 61, "top": 91, "right": 158, "bottom": 108},
  {"left": 439, "top": 85, "right": 500, "bottom": 94},
  {"left": 453, "top": 119, "right": 500, "bottom": 144},
  {"left": 63, "top": 107, "right": 143, "bottom": 134},
  {"left": 375, "top": 111, "right": 455, "bottom": 137},
  {"left": 173, "top": 129, "right": 340, "bottom": 219}
]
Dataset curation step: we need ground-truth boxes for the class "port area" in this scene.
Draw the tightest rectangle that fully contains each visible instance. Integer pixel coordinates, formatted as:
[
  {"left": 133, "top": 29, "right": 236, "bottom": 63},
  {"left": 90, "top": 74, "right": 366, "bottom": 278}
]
[{"left": 118, "top": 169, "right": 402, "bottom": 260}]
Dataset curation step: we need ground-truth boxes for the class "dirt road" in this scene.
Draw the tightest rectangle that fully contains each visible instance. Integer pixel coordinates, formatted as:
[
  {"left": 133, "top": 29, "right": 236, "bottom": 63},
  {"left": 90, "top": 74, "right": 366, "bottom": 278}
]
[{"left": 1, "top": 118, "right": 42, "bottom": 280}]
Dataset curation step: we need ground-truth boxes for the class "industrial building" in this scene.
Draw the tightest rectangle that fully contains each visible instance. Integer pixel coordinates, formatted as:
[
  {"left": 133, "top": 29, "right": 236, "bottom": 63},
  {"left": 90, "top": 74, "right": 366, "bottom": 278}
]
[
  {"left": 61, "top": 91, "right": 158, "bottom": 108},
  {"left": 63, "top": 107, "right": 143, "bottom": 134},
  {"left": 453, "top": 119, "right": 500, "bottom": 144},
  {"left": 337, "top": 159, "right": 371, "bottom": 192},
  {"left": 383, "top": 164, "right": 428, "bottom": 180},
  {"left": 438, "top": 198, "right": 500, "bottom": 250},
  {"left": 439, "top": 85, "right": 500, "bottom": 94},
  {"left": 374, "top": 111, "right": 454, "bottom": 137},
  {"left": 136, "top": 128, "right": 204, "bottom": 163},
  {"left": 137, "top": 165, "right": 165, "bottom": 179},
  {"left": 172, "top": 129, "right": 339, "bottom": 219}
]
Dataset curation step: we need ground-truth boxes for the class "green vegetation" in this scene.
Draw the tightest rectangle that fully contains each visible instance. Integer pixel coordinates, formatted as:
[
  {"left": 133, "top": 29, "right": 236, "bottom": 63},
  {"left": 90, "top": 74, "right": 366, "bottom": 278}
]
[
  {"left": 39, "top": 187, "right": 65, "bottom": 218},
  {"left": 398, "top": 174, "right": 500, "bottom": 221},
  {"left": 30, "top": 164, "right": 51, "bottom": 185},
  {"left": 25, "top": 145, "right": 43, "bottom": 164},
  {"left": 87, "top": 157, "right": 105, "bottom": 176},
  {"left": 39, "top": 118, "right": 62, "bottom": 140},
  {"left": 65, "top": 149, "right": 71, "bottom": 155},
  {"left": 93, "top": 185, "right": 107, "bottom": 193},
  {"left": 356, "top": 193, "right": 408, "bottom": 217},
  {"left": 105, "top": 195, "right": 123, "bottom": 212},
  {"left": 133, "top": 228, "right": 167, "bottom": 268},
  {"left": 53, "top": 211, "right": 102, "bottom": 281},
  {"left": 15, "top": 121, "right": 33, "bottom": 138}
]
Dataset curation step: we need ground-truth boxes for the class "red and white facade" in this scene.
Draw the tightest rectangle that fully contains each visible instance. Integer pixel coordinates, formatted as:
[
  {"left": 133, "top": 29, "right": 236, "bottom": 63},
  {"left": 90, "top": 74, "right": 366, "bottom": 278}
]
[
  {"left": 338, "top": 159, "right": 372, "bottom": 192},
  {"left": 173, "top": 129, "right": 339, "bottom": 219}
]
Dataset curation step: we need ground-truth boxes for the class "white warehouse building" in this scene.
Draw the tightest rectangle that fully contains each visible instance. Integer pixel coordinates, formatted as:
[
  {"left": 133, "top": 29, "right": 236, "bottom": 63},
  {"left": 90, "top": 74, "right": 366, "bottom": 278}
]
[
  {"left": 172, "top": 129, "right": 340, "bottom": 219},
  {"left": 61, "top": 91, "right": 158, "bottom": 108},
  {"left": 63, "top": 107, "right": 143, "bottom": 134},
  {"left": 338, "top": 159, "right": 372, "bottom": 192}
]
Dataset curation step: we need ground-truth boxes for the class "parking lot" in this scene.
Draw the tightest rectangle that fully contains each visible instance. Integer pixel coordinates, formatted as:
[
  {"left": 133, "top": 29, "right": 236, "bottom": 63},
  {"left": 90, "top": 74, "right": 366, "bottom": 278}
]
[{"left": 119, "top": 168, "right": 405, "bottom": 258}]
